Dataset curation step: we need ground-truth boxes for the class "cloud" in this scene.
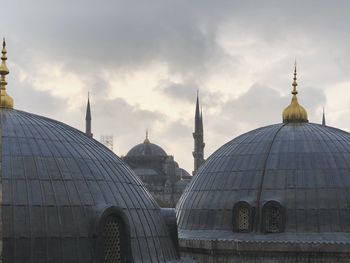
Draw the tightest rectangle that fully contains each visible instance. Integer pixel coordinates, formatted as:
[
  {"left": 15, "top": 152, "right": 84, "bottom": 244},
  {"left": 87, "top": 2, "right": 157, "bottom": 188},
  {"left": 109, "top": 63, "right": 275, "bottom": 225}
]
[
  {"left": 155, "top": 80, "right": 224, "bottom": 109},
  {"left": 1, "top": 0, "right": 350, "bottom": 173}
]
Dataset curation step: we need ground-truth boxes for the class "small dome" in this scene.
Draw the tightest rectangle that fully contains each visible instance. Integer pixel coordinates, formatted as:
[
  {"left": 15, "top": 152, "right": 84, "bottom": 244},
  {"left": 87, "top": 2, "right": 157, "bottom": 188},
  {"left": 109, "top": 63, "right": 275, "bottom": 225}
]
[{"left": 126, "top": 140, "right": 167, "bottom": 157}]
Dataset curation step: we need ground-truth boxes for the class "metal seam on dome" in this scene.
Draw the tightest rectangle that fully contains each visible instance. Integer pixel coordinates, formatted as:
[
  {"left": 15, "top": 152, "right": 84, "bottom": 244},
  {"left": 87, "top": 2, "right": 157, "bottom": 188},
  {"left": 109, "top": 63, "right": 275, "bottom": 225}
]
[
  {"left": 254, "top": 123, "right": 287, "bottom": 232},
  {"left": 307, "top": 123, "right": 348, "bottom": 232},
  {"left": 19, "top": 110, "right": 151, "bottom": 261},
  {"left": 177, "top": 124, "right": 277, "bottom": 230}
]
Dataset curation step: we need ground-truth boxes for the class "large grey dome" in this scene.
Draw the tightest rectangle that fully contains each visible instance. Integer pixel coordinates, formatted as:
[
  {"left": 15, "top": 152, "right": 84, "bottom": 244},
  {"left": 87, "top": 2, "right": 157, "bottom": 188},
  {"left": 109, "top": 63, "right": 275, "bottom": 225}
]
[
  {"left": 177, "top": 122, "right": 350, "bottom": 241},
  {"left": 0, "top": 109, "right": 179, "bottom": 263}
]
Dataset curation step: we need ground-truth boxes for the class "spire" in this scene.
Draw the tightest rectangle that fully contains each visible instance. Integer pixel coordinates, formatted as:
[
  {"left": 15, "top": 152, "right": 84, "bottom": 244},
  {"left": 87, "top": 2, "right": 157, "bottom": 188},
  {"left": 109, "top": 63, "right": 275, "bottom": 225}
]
[
  {"left": 0, "top": 38, "right": 14, "bottom": 109},
  {"left": 322, "top": 107, "right": 326, "bottom": 126},
  {"left": 144, "top": 128, "right": 150, "bottom": 144},
  {"left": 193, "top": 90, "right": 205, "bottom": 175},
  {"left": 292, "top": 61, "right": 298, "bottom": 95},
  {"left": 282, "top": 62, "right": 308, "bottom": 123},
  {"left": 85, "top": 92, "right": 93, "bottom": 138},
  {"left": 195, "top": 90, "right": 200, "bottom": 132}
]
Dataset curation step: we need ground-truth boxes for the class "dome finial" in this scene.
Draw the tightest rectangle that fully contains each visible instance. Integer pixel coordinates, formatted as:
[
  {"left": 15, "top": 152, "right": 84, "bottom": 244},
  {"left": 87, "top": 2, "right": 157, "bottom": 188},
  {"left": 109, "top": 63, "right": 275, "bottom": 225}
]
[
  {"left": 282, "top": 62, "right": 308, "bottom": 123},
  {"left": 144, "top": 128, "right": 150, "bottom": 144},
  {"left": 0, "top": 38, "right": 14, "bottom": 109},
  {"left": 322, "top": 107, "right": 326, "bottom": 126},
  {"left": 292, "top": 60, "right": 298, "bottom": 95}
]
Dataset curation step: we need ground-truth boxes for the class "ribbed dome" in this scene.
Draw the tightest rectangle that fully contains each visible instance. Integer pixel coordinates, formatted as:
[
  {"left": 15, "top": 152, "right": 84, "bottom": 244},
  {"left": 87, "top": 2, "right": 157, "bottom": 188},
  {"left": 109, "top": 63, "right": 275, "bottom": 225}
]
[
  {"left": 126, "top": 142, "right": 167, "bottom": 157},
  {"left": 0, "top": 109, "right": 178, "bottom": 262},
  {"left": 177, "top": 122, "right": 350, "bottom": 238}
]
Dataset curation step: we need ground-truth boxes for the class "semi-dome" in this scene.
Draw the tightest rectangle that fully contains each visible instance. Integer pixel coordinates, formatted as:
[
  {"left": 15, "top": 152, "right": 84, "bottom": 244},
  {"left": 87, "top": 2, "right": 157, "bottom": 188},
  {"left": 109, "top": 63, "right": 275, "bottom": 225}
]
[
  {"left": 0, "top": 40, "right": 179, "bottom": 263},
  {"left": 126, "top": 133, "right": 167, "bottom": 157}
]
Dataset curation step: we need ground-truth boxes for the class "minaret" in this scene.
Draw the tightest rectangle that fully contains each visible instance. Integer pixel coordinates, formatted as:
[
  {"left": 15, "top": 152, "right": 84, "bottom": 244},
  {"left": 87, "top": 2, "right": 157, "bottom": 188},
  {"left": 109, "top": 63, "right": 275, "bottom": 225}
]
[
  {"left": 0, "top": 38, "right": 13, "bottom": 109},
  {"left": 85, "top": 92, "right": 93, "bottom": 138},
  {"left": 322, "top": 107, "right": 326, "bottom": 126},
  {"left": 192, "top": 91, "right": 205, "bottom": 175}
]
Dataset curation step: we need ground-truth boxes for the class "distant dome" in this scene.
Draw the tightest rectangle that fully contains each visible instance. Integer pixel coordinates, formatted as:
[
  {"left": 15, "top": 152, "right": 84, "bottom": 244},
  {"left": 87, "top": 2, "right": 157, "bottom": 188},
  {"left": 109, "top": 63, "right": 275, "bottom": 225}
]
[
  {"left": 1, "top": 109, "right": 178, "bottom": 262},
  {"left": 126, "top": 140, "right": 167, "bottom": 157}
]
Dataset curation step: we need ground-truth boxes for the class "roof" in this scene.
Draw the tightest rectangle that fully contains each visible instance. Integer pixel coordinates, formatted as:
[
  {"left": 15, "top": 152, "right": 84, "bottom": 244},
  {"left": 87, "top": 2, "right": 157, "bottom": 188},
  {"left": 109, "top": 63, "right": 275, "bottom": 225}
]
[
  {"left": 0, "top": 108, "right": 178, "bottom": 262},
  {"left": 126, "top": 141, "right": 167, "bottom": 157},
  {"left": 177, "top": 122, "right": 350, "bottom": 239}
]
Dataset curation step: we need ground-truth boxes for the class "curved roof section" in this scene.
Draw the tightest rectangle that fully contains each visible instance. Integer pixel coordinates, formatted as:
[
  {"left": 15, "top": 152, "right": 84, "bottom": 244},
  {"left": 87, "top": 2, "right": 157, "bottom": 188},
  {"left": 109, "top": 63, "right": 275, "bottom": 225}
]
[
  {"left": 0, "top": 109, "right": 178, "bottom": 262},
  {"left": 126, "top": 142, "right": 167, "bottom": 157},
  {"left": 177, "top": 122, "right": 350, "bottom": 235}
]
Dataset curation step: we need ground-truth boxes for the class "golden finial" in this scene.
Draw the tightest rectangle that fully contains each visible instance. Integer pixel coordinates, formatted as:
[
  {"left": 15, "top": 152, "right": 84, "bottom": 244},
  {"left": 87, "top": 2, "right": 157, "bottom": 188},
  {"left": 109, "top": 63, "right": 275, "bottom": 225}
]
[
  {"left": 0, "top": 38, "right": 14, "bottom": 109},
  {"left": 144, "top": 129, "right": 150, "bottom": 144},
  {"left": 292, "top": 61, "right": 298, "bottom": 95},
  {"left": 282, "top": 62, "right": 308, "bottom": 123}
]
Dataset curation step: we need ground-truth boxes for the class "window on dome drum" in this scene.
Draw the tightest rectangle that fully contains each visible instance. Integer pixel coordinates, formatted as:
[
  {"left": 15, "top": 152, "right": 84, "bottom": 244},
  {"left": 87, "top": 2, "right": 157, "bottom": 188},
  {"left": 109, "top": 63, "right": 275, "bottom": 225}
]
[
  {"left": 238, "top": 206, "right": 249, "bottom": 231},
  {"left": 103, "top": 215, "right": 122, "bottom": 263},
  {"left": 96, "top": 208, "right": 131, "bottom": 263},
  {"left": 233, "top": 202, "right": 253, "bottom": 232},
  {"left": 262, "top": 201, "right": 284, "bottom": 233}
]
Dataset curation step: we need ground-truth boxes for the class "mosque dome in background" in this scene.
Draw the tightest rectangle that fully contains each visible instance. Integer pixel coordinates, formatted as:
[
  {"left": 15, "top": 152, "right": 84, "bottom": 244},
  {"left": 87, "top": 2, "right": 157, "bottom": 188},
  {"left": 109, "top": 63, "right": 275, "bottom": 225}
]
[
  {"left": 0, "top": 40, "right": 179, "bottom": 263},
  {"left": 126, "top": 133, "right": 167, "bottom": 158}
]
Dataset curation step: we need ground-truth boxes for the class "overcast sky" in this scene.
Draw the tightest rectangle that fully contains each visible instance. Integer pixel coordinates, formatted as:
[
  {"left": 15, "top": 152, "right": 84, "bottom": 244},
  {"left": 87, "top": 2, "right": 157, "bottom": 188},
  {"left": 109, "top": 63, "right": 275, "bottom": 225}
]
[{"left": 3, "top": 0, "right": 350, "bottom": 172}]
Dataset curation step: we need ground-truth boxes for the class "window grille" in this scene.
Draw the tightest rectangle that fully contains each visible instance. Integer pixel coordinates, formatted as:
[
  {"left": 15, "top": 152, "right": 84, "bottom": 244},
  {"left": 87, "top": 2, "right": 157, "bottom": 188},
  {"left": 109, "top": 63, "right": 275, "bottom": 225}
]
[
  {"left": 103, "top": 215, "right": 122, "bottom": 263},
  {"left": 266, "top": 206, "right": 280, "bottom": 233},
  {"left": 238, "top": 206, "right": 249, "bottom": 231}
]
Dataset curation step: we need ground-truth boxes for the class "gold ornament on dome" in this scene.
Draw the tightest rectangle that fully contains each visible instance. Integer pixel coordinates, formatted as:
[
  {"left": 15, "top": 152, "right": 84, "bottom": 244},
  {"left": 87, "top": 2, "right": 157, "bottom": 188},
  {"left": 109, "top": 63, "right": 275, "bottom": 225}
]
[
  {"left": 0, "top": 38, "right": 14, "bottom": 109},
  {"left": 282, "top": 63, "right": 308, "bottom": 123}
]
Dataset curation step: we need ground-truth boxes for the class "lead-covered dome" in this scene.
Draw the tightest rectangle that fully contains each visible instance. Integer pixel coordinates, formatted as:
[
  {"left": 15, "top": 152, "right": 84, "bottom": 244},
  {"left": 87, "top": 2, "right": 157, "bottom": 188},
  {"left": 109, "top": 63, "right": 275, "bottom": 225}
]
[
  {"left": 1, "top": 109, "right": 179, "bottom": 262},
  {"left": 177, "top": 66, "right": 350, "bottom": 262},
  {"left": 177, "top": 122, "right": 350, "bottom": 237},
  {"left": 126, "top": 136, "right": 167, "bottom": 157}
]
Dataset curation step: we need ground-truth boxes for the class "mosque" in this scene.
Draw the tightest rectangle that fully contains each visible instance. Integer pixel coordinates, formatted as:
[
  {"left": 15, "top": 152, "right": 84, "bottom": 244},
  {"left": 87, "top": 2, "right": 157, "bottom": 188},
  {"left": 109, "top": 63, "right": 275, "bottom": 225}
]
[
  {"left": 2, "top": 38, "right": 350, "bottom": 263},
  {"left": 85, "top": 85, "right": 202, "bottom": 208},
  {"left": 85, "top": 77, "right": 205, "bottom": 208}
]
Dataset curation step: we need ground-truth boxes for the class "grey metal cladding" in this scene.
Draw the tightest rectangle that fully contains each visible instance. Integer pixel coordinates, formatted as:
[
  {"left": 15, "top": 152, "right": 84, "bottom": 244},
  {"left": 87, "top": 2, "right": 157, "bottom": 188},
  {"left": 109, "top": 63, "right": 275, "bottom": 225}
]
[
  {"left": 0, "top": 109, "right": 178, "bottom": 263},
  {"left": 126, "top": 143, "right": 167, "bottom": 157},
  {"left": 177, "top": 122, "right": 350, "bottom": 238}
]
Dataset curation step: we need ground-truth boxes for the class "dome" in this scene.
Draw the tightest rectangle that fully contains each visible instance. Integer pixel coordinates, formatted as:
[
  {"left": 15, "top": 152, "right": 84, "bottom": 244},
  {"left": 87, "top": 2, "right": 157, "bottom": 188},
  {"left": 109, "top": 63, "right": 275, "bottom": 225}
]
[
  {"left": 126, "top": 141, "right": 167, "bottom": 157},
  {"left": 177, "top": 122, "right": 350, "bottom": 240},
  {"left": 0, "top": 109, "right": 179, "bottom": 262}
]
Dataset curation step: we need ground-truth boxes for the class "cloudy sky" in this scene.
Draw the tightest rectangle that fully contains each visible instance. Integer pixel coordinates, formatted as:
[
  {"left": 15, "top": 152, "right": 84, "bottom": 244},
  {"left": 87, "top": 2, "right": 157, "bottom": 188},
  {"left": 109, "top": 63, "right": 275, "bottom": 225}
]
[{"left": 2, "top": 1, "right": 350, "bottom": 172}]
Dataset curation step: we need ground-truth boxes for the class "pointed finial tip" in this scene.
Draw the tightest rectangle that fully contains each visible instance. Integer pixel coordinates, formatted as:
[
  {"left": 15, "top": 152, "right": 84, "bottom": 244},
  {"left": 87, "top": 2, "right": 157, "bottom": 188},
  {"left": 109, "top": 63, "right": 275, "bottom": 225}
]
[{"left": 144, "top": 128, "right": 150, "bottom": 143}]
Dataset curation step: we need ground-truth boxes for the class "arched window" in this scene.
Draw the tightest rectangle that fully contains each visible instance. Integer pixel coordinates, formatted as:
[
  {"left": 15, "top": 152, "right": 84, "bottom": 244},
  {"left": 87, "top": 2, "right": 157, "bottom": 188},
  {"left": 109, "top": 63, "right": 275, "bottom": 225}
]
[
  {"left": 262, "top": 201, "right": 284, "bottom": 233},
  {"left": 103, "top": 215, "right": 122, "bottom": 263},
  {"left": 233, "top": 202, "right": 253, "bottom": 232},
  {"left": 95, "top": 207, "right": 131, "bottom": 263}
]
